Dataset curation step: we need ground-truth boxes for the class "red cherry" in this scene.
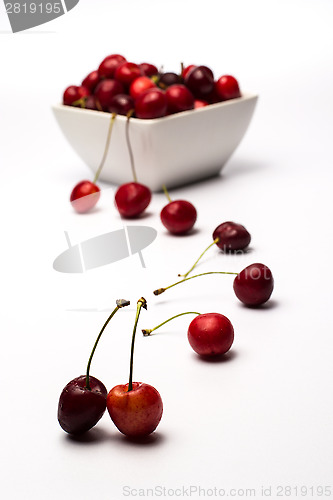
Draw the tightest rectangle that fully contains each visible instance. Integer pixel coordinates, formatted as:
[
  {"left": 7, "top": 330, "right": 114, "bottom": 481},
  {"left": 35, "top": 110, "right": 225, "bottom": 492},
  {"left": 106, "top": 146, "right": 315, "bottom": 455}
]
[
  {"left": 98, "top": 54, "right": 126, "bottom": 79},
  {"left": 165, "top": 84, "right": 194, "bottom": 114},
  {"left": 129, "top": 76, "right": 156, "bottom": 100},
  {"left": 194, "top": 99, "right": 209, "bottom": 109},
  {"left": 108, "top": 94, "right": 134, "bottom": 115},
  {"left": 114, "top": 62, "right": 141, "bottom": 86},
  {"left": 135, "top": 88, "right": 168, "bottom": 119},
  {"left": 139, "top": 63, "right": 158, "bottom": 77},
  {"left": 107, "top": 382, "right": 163, "bottom": 437},
  {"left": 215, "top": 75, "right": 241, "bottom": 100},
  {"left": 115, "top": 182, "right": 152, "bottom": 218},
  {"left": 82, "top": 71, "right": 100, "bottom": 93},
  {"left": 188, "top": 313, "right": 234, "bottom": 357},
  {"left": 213, "top": 221, "right": 251, "bottom": 252},
  {"left": 184, "top": 65, "right": 214, "bottom": 98},
  {"left": 70, "top": 180, "right": 100, "bottom": 213},
  {"left": 94, "top": 79, "right": 125, "bottom": 111},
  {"left": 58, "top": 375, "right": 107, "bottom": 435},
  {"left": 63, "top": 85, "right": 90, "bottom": 106},
  {"left": 160, "top": 200, "right": 197, "bottom": 235},
  {"left": 84, "top": 95, "right": 100, "bottom": 111},
  {"left": 233, "top": 263, "right": 274, "bottom": 306},
  {"left": 182, "top": 64, "right": 196, "bottom": 78}
]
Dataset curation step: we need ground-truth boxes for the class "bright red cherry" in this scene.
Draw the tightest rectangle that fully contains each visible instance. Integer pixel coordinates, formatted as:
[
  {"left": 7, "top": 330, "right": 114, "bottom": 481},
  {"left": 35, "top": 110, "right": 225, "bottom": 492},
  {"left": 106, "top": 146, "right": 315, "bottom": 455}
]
[
  {"left": 184, "top": 65, "right": 214, "bottom": 98},
  {"left": 108, "top": 94, "right": 134, "bottom": 115},
  {"left": 160, "top": 200, "right": 197, "bottom": 235},
  {"left": 139, "top": 63, "right": 158, "bottom": 77},
  {"left": 70, "top": 180, "right": 100, "bottom": 213},
  {"left": 194, "top": 99, "right": 209, "bottom": 109},
  {"left": 182, "top": 64, "right": 196, "bottom": 79},
  {"left": 215, "top": 75, "right": 241, "bottom": 100},
  {"left": 63, "top": 85, "right": 90, "bottom": 106},
  {"left": 213, "top": 222, "right": 251, "bottom": 252},
  {"left": 233, "top": 263, "right": 274, "bottom": 306},
  {"left": 129, "top": 76, "right": 156, "bottom": 100},
  {"left": 115, "top": 182, "right": 152, "bottom": 218},
  {"left": 135, "top": 88, "right": 168, "bottom": 119},
  {"left": 94, "top": 79, "right": 125, "bottom": 111},
  {"left": 188, "top": 313, "right": 234, "bottom": 357},
  {"left": 98, "top": 54, "right": 126, "bottom": 79},
  {"left": 82, "top": 71, "right": 100, "bottom": 93},
  {"left": 165, "top": 84, "right": 194, "bottom": 114},
  {"left": 114, "top": 62, "right": 141, "bottom": 86}
]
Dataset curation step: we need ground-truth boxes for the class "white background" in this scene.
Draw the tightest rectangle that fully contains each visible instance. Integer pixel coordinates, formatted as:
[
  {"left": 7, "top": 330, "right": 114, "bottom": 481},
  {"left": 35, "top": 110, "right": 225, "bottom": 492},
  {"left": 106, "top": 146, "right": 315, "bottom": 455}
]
[{"left": 1, "top": 1, "right": 333, "bottom": 499}]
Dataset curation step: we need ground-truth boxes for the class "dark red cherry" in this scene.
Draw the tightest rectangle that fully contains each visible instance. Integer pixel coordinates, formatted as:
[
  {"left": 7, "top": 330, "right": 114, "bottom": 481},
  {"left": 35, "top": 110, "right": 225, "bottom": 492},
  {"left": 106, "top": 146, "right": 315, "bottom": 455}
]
[
  {"left": 213, "top": 221, "right": 251, "bottom": 252},
  {"left": 135, "top": 89, "right": 168, "bottom": 119},
  {"left": 82, "top": 71, "right": 100, "bottom": 93},
  {"left": 160, "top": 200, "right": 197, "bottom": 235},
  {"left": 139, "top": 63, "right": 158, "bottom": 77},
  {"left": 215, "top": 75, "right": 241, "bottom": 100},
  {"left": 184, "top": 65, "right": 214, "bottom": 98},
  {"left": 188, "top": 313, "right": 234, "bottom": 357},
  {"left": 70, "top": 180, "right": 100, "bottom": 213},
  {"left": 63, "top": 85, "right": 90, "bottom": 106},
  {"left": 130, "top": 76, "right": 156, "bottom": 100},
  {"left": 158, "top": 72, "right": 182, "bottom": 89},
  {"left": 108, "top": 94, "right": 134, "bottom": 115},
  {"left": 165, "top": 84, "right": 194, "bottom": 114},
  {"left": 94, "top": 79, "right": 125, "bottom": 111},
  {"left": 114, "top": 62, "right": 141, "bottom": 86},
  {"left": 84, "top": 95, "right": 100, "bottom": 111},
  {"left": 233, "top": 263, "right": 274, "bottom": 306},
  {"left": 115, "top": 182, "right": 152, "bottom": 218},
  {"left": 58, "top": 375, "right": 107, "bottom": 435},
  {"left": 98, "top": 54, "right": 126, "bottom": 79}
]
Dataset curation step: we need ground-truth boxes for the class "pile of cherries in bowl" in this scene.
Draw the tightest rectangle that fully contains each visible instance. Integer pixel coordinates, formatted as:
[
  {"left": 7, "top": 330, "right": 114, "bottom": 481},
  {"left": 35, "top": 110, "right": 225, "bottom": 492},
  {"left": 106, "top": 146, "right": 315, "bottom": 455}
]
[{"left": 63, "top": 54, "right": 242, "bottom": 119}]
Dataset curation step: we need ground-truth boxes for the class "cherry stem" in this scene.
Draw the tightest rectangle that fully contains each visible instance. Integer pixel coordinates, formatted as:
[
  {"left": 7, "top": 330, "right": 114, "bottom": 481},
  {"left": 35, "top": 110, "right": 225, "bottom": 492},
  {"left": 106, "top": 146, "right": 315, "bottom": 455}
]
[
  {"left": 125, "top": 110, "right": 137, "bottom": 183},
  {"left": 128, "top": 297, "right": 147, "bottom": 392},
  {"left": 162, "top": 184, "right": 172, "bottom": 203},
  {"left": 178, "top": 237, "right": 220, "bottom": 278},
  {"left": 142, "top": 311, "right": 200, "bottom": 336},
  {"left": 93, "top": 112, "right": 117, "bottom": 184},
  {"left": 85, "top": 299, "right": 130, "bottom": 390},
  {"left": 153, "top": 271, "right": 238, "bottom": 296}
]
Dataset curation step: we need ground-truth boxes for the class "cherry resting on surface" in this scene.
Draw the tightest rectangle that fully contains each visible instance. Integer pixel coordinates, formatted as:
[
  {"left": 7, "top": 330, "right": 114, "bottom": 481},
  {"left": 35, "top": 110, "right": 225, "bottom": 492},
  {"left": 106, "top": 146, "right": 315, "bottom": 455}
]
[
  {"left": 107, "top": 298, "right": 163, "bottom": 437},
  {"left": 115, "top": 182, "right": 151, "bottom": 218},
  {"left": 58, "top": 299, "right": 130, "bottom": 435},
  {"left": 160, "top": 185, "right": 197, "bottom": 235},
  {"left": 215, "top": 75, "right": 241, "bottom": 101},
  {"left": 143, "top": 311, "right": 234, "bottom": 357},
  {"left": 63, "top": 85, "right": 90, "bottom": 106}
]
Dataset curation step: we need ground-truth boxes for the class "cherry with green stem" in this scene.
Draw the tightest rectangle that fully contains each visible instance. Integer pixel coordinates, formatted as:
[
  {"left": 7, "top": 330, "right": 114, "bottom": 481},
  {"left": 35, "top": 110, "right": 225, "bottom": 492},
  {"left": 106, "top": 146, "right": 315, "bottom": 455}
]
[
  {"left": 154, "top": 263, "right": 274, "bottom": 306},
  {"left": 107, "top": 298, "right": 163, "bottom": 437},
  {"left": 179, "top": 222, "right": 251, "bottom": 278},
  {"left": 160, "top": 184, "right": 197, "bottom": 235},
  {"left": 70, "top": 112, "right": 117, "bottom": 214},
  {"left": 58, "top": 299, "right": 130, "bottom": 435}
]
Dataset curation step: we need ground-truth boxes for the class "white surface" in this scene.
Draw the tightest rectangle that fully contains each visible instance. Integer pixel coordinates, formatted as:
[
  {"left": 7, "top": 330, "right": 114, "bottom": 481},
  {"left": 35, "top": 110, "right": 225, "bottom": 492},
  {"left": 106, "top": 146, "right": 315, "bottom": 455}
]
[
  {"left": 1, "top": 1, "right": 333, "bottom": 499},
  {"left": 52, "top": 94, "right": 257, "bottom": 191}
]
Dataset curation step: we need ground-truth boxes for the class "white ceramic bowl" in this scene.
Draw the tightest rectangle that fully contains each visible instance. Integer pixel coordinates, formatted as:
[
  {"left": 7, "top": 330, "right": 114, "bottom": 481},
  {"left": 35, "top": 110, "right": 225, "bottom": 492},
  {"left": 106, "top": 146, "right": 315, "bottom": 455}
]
[{"left": 52, "top": 93, "right": 258, "bottom": 192}]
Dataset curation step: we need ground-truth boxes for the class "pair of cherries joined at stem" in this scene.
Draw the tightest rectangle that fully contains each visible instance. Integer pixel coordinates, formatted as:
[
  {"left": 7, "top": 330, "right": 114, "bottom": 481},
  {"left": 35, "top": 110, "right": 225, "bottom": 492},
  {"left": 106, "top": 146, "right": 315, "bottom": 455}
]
[{"left": 58, "top": 298, "right": 163, "bottom": 438}]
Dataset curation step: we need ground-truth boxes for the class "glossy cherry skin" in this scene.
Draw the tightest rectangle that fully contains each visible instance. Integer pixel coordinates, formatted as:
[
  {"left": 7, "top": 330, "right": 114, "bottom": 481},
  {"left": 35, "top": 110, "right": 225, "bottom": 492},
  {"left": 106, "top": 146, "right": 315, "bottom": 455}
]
[
  {"left": 115, "top": 62, "right": 141, "bottom": 86},
  {"left": 135, "top": 88, "right": 168, "bottom": 119},
  {"left": 98, "top": 54, "right": 126, "bottom": 79},
  {"left": 160, "top": 200, "right": 197, "bottom": 235},
  {"left": 115, "top": 182, "right": 151, "bottom": 218},
  {"left": 63, "top": 85, "right": 90, "bottom": 106},
  {"left": 213, "top": 221, "right": 251, "bottom": 252},
  {"left": 107, "top": 382, "right": 163, "bottom": 437},
  {"left": 58, "top": 375, "right": 107, "bottom": 435},
  {"left": 139, "top": 63, "right": 158, "bottom": 77},
  {"left": 233, "top": 263, "right": 274, "bottom": 306},
  {"left": 130, "top": 76, "right": 156, "bottom": 100},
  {"left": 94, "top": 79, "right": 125, "bottom": 111},
  {"left": 216, "top": 75, "right": 241, "bottom": 100},
  {"left": 82, "top": 71, "right": 100, "bottom": 93},
  {"left": 165, "top": 84, "right": 194, "bottom": 114},
  {"left": 108, "top": 94, "right": 134, "bottom": 115},
  {"left": 184, "top": 65, "right": 214, "bottom": 98},
  {"left": 188, "top": 313, "right": 234, "bottom": 357},
  {"left": 70, "top": 180, "right": 101, "bottom": 213}
]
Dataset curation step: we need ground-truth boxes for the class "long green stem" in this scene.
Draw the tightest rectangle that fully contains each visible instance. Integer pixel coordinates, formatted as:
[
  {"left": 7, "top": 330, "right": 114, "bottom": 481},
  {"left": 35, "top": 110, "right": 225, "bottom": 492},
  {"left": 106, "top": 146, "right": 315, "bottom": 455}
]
[
  {"left": 162, "top": 184, "right": 172, "bottom": 203},
  {"left": 142, "top": 311, "right": 200, "bottom": 336},
  {"left": 128, "top": 297, "right": 147, "bottom": 392},
  {"left": 86, "top": 299, "right": 130, "bottom": 389},
  {"left": 179, "top": 237, "right": 220, "bottom": 278},
  {"left": 153, "top": 271, "right": 238, "bottom": 296},
  {"left": 93, "top": 112, "right": 117, "bottom": 184},
  {"left": 125, "top": 110, "right": 137, "bottom": 183}
]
